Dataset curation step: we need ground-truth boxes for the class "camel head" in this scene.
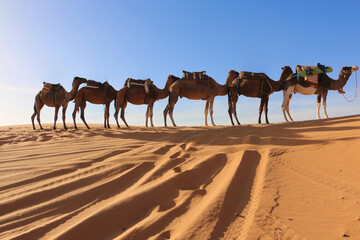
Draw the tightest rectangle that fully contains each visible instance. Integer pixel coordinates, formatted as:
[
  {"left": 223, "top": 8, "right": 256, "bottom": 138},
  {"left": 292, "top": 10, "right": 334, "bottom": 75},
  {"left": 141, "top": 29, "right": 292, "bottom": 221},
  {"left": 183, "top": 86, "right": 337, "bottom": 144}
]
[
  {"left": 281, "top": 66, "right": 293, "bottom": 77},
  {"left": 228, "top": 70, "right": 239, "bottom": 77},
  {"left": 340, "top": 66, "right": 358, "bottom": 78},
  {"left": 73, "top": 76, "right": 87, "bottom": 86},
  {"left": 167, "top": 75, "right": 180, "bottom": 85},
  {"left": 227, "top": 70, "right": 240, "bottom": 85}
]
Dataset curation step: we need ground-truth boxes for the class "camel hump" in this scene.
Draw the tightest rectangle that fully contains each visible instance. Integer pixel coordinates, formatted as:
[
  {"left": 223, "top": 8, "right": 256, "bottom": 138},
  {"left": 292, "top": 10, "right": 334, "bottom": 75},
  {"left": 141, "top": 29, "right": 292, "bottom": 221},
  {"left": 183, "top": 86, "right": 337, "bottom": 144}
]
[
  {"left": 239, "top": 71, "right": 266, "bottom": 80},
  {"left": 125, "top": 78, "right": 153, "bottom": 93},
  {"left": 182, "top": 70, "right": 208, "bottom": 80},
  {"left": 296, "top": 64, "right": 333, "bottom": 86},
  {"left": 86, "top": 80, "right": 105, "bottom": 89},
  {"left": 41, "top": 82, "right": 62, "bottom": 94}
]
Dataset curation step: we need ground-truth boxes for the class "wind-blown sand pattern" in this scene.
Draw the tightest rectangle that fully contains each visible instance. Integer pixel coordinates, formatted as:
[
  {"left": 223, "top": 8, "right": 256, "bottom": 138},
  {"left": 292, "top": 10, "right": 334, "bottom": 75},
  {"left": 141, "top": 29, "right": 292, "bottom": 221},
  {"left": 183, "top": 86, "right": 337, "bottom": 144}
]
[{"left": 1, "top": 115, "right": 360, "bottom": 239}]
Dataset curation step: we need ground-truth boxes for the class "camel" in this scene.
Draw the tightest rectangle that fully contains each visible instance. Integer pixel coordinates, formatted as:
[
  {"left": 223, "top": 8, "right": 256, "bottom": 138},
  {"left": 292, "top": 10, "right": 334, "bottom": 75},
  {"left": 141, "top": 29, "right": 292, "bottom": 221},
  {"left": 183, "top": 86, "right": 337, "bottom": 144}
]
[
  {"left": 163, "top": 70, "right": 238, "bottom": 127},
  {"left": 31, "top": 76, "right": 87, "bottom": 130},
  {"left": 72, "top": 81, "right": 117, "bottom": 129},
  {"left": 281, "top": 65, "right": 359, "bottom": 122},
  {"left": 114, "top": 75, "right": 179, "bottom": 127},
  {"left": 227, "top": 66, "right": 293, "bottom": 125}
]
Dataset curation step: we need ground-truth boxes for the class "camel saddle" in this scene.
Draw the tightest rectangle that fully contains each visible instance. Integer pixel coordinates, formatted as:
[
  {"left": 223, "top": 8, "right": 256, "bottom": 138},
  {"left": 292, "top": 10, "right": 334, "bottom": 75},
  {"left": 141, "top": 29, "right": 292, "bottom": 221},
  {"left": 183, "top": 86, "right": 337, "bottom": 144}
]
[
  {"left": 41, "top": 82, "right": 62, "bottom": 94},
  {"left": 182, "top": 71, "right": 209, "bottom": 80},
  {"left": 237, "top": 72, "right": 272, "bottom": 97},
  {"left": 86, "top": 80, "right": 106, "bottom": 89},
  {"left": 239, "top": 71, "right": 267, "bottom": 80},
  {"left": 125, "top": 78, "right": 153, "bottom": 93},
  {"left": 296, "top": 65, "right": 319, "bottom": 86}
]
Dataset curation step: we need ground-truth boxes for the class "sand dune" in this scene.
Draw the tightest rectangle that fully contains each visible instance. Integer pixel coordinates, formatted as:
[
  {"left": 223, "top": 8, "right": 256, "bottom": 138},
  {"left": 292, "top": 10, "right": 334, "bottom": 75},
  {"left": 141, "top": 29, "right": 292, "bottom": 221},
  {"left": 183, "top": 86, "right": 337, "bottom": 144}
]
[{"left": 1, "top": 115, "right": 360, "bottom": 239}]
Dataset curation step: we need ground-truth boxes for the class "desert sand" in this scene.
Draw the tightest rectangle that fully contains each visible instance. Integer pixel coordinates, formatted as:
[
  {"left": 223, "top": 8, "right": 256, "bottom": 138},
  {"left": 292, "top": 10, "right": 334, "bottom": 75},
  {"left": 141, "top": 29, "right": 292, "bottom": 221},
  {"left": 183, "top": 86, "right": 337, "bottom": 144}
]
[{"left": 1, "top": 115, "right": 360, "bottom": 240}]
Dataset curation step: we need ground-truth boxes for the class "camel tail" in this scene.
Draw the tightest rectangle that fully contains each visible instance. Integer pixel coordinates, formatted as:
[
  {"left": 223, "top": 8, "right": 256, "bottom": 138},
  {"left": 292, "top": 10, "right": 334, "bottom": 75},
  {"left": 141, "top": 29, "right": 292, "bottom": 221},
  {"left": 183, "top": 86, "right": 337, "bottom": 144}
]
[
  {"left": 114, "top": 94, "right": 117, "bottom": 110},
  {"left": 33, "top": 102, "right": 36, "bottom": 113}
]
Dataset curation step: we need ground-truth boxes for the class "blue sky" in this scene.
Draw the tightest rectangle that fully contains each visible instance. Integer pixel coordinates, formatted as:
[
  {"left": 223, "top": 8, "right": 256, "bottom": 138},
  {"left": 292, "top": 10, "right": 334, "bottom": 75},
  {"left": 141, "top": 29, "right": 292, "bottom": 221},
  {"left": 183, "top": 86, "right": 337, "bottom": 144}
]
[{"left": 1, "top": 0, "right": 359, "bottom": 127}]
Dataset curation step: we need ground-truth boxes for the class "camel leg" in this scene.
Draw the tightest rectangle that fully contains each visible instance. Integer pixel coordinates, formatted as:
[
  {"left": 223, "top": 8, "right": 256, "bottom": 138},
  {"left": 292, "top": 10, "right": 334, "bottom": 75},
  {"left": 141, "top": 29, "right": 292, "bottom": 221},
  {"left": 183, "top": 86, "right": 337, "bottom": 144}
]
[
  {"left": 149, "top": 102, "right": 154, "bottom": 127},
  {"left": 209, "top": 98, "right": 216, "bottom": 126},
  {"left": 36, "top": 102, "right": 44, "bottom": 130},
  {"left": 80, "top": 102, "right": 90, "bottom": 129},
  {"left": 231, "top": 93, "right": 241, "bottom": 125},
  {"left": 286, "top": 94, "right": 294, "bottom": 122},
  {"left": 163, "top": 104, "right": 170, "bottom": 127},
  {"left": 227, "top": 93, "right": 235, "bottom": 126},
  {"left": 167, "top": 93, "right": 178, "bottom": 127},
  {"left": 322, "top": 90, "right": 329, "bottom": 119},
  {"left": 114, "top": 91, "right": 125, "bottom": 128},
  {"left": 169, "top": 103, "right": 177, "bottom": 127},
  {"left": 258, "top": 97, "right": 265, "bottom": 124},
  {"left": 204, "top": 100, "right": 210, "bottom": 126},
  {"left": 104, "top": 103, "right": 110, "bottom": 129},
  {"left": 53, "top": 106, "right": 60, "bottom": 130},
  {"left": 31, "top": 101, "right": 37, "bottom": 130},
  {"left": 104, "top": 106, "right": 107, "bottom": 128},
  {"left": 114, "top": 103, "right": 121, "bottom": 128},
  {"left": 264, "top": 96, "right": 270, "bottom": 124},
  {"left": 120, "top": 102, "right": 129, "bottom": 127},
  {"left": 62, "top": 103, "right": 68, "bottom": 130},
  {"left": 145, "top": 104, "right": 150, "bottom": 127},
  {"left": 281, "top": 91, "right": 289, "bottom": 122},
  {"left": 316, "top": 93, "right": 322, "bottom": 119},
  {"left": 281, "top": 87, "right": 294, "bottom": 122},
  {"left": 72, "top": 102, "right": 80, "bottom": 129},
  {"left": 107, "top": 104, "right": 111, "bottom": 129},
  {"left": 31, "top": 108, "right": 37, "bottom": 130},
  {"left": 233, "top": 102, "right": 241, "bottom": 125},
  {"left": 31, "top": 93, "right": 44, "bottom": 130}
]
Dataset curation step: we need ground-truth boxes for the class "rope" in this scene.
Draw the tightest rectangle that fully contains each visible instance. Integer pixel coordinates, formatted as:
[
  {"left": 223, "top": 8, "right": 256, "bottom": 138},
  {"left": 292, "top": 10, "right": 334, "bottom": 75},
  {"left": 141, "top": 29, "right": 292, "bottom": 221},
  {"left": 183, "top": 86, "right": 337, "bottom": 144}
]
[{"left": 338, "top": 70, "right": 358, "bottom": 102}]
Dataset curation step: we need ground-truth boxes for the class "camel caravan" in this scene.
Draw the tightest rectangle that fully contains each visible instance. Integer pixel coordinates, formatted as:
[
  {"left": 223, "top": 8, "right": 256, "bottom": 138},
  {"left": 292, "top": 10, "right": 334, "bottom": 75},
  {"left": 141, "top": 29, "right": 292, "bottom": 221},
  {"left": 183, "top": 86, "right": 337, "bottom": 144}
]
[{"left": 31, "top": 64, "right": 359, "bottom": 130}]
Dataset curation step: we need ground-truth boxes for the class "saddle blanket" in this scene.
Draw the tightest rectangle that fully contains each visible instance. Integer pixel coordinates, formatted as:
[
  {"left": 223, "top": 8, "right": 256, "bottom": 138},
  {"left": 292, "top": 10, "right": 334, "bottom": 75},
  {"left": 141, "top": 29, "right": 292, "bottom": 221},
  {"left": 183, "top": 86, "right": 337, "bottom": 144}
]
[
  {"left": 182, "top": 71, "right": 208, "bottom": 80},
  {"left": 86, "top": 80, "right": 103, "bottom": 89},
  {"left": 41, "top": 82, "right": 61, "bottom": 94},
  {"left": 125, "top": 78, "right": 152, "bottom": 93},
  {"left": 296, "top": 66, "right": 318, "bottom": 85},
  {"left": 239, "top": 71, "right": 266, "bottom": 80}
]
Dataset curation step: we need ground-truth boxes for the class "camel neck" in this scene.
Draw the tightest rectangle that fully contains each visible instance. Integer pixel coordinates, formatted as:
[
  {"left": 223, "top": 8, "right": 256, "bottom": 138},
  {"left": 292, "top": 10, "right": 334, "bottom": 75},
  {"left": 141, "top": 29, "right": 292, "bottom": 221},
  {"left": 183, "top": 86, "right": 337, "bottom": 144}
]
[
  {"left": 215, "top": 80, "right": 230, "bottom": 96},
  {"left": 155, "top": 79, "right": 173, "bottom": 100},
  {"left": 326, "top": 71, "right": 352, "bottom": 90},
  {"left": 65, "top": 82, "right": 80, "bottom": 102}
]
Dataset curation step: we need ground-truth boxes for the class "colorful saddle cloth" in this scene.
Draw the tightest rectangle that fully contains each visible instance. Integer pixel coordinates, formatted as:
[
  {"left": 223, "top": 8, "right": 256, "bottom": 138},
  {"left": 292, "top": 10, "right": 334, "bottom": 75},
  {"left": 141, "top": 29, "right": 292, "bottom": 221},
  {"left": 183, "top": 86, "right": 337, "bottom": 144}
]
[
  {"left": 296, "top": 66, "right": 319, "bottom": 85},
  {"left": 125, "top": 78, "right": 153, "bottom": 93},
  {"left": 296, "top": 63, "right": 333, "bottom": 86}
]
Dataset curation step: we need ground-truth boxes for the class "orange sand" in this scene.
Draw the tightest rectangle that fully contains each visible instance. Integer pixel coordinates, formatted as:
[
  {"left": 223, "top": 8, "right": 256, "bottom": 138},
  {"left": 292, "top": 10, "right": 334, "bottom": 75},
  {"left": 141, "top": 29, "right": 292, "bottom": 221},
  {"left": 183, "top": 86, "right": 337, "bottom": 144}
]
[{"left": 1, "top": 115, "right": 360, "bottom": 239}]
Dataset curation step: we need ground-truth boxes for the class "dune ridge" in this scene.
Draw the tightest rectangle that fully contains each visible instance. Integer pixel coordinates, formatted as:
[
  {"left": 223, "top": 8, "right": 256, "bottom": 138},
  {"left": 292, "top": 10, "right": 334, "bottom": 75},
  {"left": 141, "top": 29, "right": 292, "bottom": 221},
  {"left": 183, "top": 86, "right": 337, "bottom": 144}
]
[{"left": 1, "top": 115, "right": 360, "bottom": 239}]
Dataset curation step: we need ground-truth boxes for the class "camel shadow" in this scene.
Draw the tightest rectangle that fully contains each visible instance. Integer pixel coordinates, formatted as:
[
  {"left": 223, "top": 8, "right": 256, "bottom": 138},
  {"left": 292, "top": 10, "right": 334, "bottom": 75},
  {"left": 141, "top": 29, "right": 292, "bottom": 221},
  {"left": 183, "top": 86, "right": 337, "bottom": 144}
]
[{"left": 90, "top": 114, "right": 360, "bottom": 147}]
